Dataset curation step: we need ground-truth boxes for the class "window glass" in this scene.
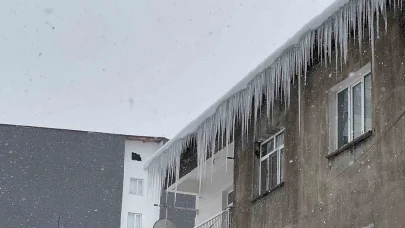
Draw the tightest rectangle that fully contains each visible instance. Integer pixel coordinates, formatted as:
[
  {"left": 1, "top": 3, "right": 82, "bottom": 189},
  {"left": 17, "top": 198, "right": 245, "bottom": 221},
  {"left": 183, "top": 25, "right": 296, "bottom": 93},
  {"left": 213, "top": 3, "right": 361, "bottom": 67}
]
[
  {"left": 259, "top": 130, "right": 284, "bottom": 195},
  {"left": 227, "top": 190, "right": 234, "bottom": 206},
  {"left": 352, "top": 82, "right": 362, "bottom": 139},
  {"left": 330, "top": 66, "right": 372, "bottom": 152},
  {"left": 128, "top": 213, "right": 141, "bottom": 228},
  {"left": 130, "top": 178, "right": 143, "bottom": 195},
  {"left": 261, "top": 138, "right": 274, "bottom": 157},
  {"left": 276, "top": 132, "right": 284, "bottom": 148},
  {"left": 364, "top": 74, "right": 372, "bottom": 131},
  {"left": 127, "top": 213, "right": 135, "bottom": 228},
  {"left": 135, "top": 214, "right": 141, "bottom": 228},
  {"left": 269, "top": 153, "right": 278, "bottom": 189},
  {"left": 267, "top": 138, "right": 274, "bottom": 152},
  {"left": 338, "top": 88, "right": 349, "bottom": 148},
  {"left": 137, "top": 180, "right": 143, "bottom": 195},
  {"left": 129, "top": 178, "right": 137, "bottom": 194}
]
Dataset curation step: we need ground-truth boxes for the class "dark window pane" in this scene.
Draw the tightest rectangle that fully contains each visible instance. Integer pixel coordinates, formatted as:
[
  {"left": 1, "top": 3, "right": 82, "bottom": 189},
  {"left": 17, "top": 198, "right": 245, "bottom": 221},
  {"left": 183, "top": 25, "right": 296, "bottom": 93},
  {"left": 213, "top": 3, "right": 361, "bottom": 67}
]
[
  {"left": 260, "top": 159, "right": 269, "bottom": 193},
  {"left": 269, "top": 153, "right": 278, "bottom": 189},
  {"left": 276, "top": 132, "right": 284, "bottom": 148},
  {"left": 338, "top": 88, "right": 349, "bottom": 148},
  {"left": 352, "top": 82, "right": 362, "bottom": 139},
  {"left": 267, "top": 138, "right": 274, "bottom": 152},
  {"left": 364, "top": 74, "right": 372, "bottom": 131},
  {"left": 227, "top": 191, "right": 234, "bottom": 205},
  {"left": 261, "top": 138, "right": 274, "bottom": 157}
]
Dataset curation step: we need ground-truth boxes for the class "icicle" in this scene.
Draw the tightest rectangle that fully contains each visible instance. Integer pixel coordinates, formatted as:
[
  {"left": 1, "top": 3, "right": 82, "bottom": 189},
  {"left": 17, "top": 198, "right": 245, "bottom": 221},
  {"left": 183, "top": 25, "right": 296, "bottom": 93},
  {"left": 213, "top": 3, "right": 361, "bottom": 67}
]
[
  {"left": 368, "top": 0, "right": 376, "bottom": 71},
  {"left": 334, "top": 18, "right": 339, "bottom": 76},
  {"left": 173, "top": 149, "right": 180, "bottom": 206},
  {"left": 146, "top": 0, "right": 397, "bottom": 197},
  {"left": 298, "top": 72, "right": 301, "bottom": 133},
  {"left": 164, "top": 168, "right": 171, "bottom": 223},
  {"left": 224, "top": 110, "right": 231, "bottom": 173},
  {"left": 358, "top": 0, "right": 362, "bottom": 54},
  {"left": 210, "top": 132, "right": 216, "bottom": 183}
]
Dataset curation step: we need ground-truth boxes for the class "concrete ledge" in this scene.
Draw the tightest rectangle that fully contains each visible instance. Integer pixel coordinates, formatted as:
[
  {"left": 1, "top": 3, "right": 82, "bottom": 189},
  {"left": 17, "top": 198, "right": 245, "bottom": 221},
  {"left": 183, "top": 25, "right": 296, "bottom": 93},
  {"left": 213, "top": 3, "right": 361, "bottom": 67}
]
[
  {"left": 251, "top": 182, "right": 284, "bottom": 204},
  {"left": 326, "top": 130, "right": 373, "bottom": 159}
]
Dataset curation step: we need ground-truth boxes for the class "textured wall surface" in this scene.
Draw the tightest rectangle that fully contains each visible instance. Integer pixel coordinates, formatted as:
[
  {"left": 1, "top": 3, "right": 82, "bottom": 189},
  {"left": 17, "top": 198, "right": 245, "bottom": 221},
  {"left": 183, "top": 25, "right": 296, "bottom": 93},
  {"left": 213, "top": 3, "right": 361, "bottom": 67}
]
[
  {"left": 0, "top": 125, "right": 125, "bottom": 228},
  {"left": 121, "top": 139, "right": 162, "bottom": 228},
  {"left": 234, "top": 8, "right": 405, "bottom": 228},
  {"left": 159, "top": 192, "right": 196, "bottom": 228}
]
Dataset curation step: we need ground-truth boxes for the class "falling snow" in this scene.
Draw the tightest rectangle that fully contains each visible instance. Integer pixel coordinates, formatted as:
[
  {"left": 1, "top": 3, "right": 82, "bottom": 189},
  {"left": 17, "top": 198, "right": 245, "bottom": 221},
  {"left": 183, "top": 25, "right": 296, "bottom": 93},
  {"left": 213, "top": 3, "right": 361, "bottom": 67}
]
[{"left": 146, "top": 0, "right": 402, "bottom": 197}]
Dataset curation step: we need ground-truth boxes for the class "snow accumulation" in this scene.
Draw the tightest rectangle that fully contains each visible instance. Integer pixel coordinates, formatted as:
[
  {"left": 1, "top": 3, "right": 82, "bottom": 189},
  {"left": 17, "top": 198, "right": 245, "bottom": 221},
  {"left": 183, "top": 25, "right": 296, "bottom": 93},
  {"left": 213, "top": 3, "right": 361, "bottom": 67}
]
[{"left": 145, "top": 0, "right": 401, "bottom": 194}]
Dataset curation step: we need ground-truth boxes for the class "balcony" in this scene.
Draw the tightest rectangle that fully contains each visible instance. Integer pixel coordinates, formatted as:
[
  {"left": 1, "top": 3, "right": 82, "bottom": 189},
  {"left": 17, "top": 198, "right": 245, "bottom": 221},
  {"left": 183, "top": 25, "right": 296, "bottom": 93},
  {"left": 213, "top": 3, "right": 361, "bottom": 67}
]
[
  {"left": 194, "top": 207, "right": 234, "bottom": 228},
  {"left": 164, "top": 142, "right": 235, "bottom": 228}
]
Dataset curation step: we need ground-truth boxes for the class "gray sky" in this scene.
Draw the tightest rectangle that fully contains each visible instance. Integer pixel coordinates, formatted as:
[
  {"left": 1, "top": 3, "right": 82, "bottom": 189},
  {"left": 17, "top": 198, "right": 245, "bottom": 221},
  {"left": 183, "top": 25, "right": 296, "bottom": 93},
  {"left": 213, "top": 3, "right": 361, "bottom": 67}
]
[{"left": 0, "top": 0, "right": 333, "bottom": 138}]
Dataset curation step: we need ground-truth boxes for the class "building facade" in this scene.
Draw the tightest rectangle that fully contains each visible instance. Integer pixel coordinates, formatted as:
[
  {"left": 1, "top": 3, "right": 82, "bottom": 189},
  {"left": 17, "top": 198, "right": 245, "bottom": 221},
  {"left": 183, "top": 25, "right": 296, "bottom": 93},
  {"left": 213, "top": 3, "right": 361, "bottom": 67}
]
[
  {"left": 161, "top": 142, "right": 234, "bottom": 228},
  {"left": 233, "top": 6, "right": 405, "bottom": 228},
  {"left": 158, "top": 191, "right": 197, "bottom": 228},
  {"left": 121, "top": 136, "right": 168, "bottom": 228},
  {"left": 0, "top": 124, "right": 167, "bottom": 228},
  {"left": 145, "top": 1, "right": 405, "bottom": 228}
]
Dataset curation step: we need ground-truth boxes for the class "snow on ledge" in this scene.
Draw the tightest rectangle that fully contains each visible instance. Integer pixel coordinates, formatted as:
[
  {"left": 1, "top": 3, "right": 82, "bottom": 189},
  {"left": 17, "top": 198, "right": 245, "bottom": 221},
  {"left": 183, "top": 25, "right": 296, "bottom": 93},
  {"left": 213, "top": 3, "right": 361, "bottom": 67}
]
[
  {"left": 144, "top": 0, "right": 350, "bottom": 170},
  {"left": 144, "top": 0, "right": 396, "bottom": 196}
]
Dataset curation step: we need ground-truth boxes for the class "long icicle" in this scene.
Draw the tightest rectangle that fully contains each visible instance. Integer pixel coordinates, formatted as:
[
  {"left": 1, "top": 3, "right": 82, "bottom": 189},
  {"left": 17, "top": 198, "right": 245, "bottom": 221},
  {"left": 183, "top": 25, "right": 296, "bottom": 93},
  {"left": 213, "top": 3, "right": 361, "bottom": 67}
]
[{"left": 147, "top": 0, "right": 393, "bottom": 197}]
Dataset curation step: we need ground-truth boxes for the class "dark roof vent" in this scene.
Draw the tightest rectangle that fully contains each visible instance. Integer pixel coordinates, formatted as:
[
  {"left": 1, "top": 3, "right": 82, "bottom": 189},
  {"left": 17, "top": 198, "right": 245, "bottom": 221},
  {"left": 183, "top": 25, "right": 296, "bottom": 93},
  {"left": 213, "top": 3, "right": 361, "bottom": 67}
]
[{"left": 131, "top": 153, "right": 142, "bottom": 161}]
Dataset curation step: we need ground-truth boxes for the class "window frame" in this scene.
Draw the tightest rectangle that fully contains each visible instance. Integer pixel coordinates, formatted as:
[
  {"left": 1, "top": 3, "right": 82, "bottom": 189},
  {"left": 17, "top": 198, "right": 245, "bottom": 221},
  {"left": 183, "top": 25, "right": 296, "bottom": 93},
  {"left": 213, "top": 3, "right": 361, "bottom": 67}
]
[
  {"left": 328, "top": 63, "right": 372, "bottom": 153},
  {"left": 258, "top": 129, "right": 284, "bottom": 196},
  {"left": 227, "top": 190, "right": 234, "bottom": 207},
  {"left": 335, "top": 77, "right": 367, "bottom": 145},
  {"left": 129, "top": 178, "right": 144, "bottom": 196},
  {"left": 127, "top": 212, "right": 142, "bottom": 228}
]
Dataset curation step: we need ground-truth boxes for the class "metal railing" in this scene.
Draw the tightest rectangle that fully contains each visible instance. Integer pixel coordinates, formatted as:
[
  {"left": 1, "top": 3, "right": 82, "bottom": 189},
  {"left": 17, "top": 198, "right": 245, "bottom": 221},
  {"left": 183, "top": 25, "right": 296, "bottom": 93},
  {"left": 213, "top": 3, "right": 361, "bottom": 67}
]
[{"left": 194, "top": 207, "right": 234, "bottom": 228}]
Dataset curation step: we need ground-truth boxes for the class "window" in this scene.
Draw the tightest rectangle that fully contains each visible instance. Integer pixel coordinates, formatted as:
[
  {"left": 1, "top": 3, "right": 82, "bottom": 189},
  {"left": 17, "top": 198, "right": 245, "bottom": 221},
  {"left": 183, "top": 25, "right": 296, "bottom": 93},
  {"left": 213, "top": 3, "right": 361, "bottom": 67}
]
[
  {"left": 259, "top": 130, "right": 284, "bottom": 195},
  {"left": 129, "top": 178, "right": 143, "bottom": 195},
  {"left": 127, "top": 213, "right": 142, "bottom": 228},
  {"left": 329, "top": 63, "right": 372, "bottom": 152},
  {"left": 222, "top": 187, "right": 234, "bottom": 209},
  {"left": 227, "top": 190, "right": 234, "bottom": 207},
  {"left": 131, "top": 152, "right": 142, "bottom": 161}
]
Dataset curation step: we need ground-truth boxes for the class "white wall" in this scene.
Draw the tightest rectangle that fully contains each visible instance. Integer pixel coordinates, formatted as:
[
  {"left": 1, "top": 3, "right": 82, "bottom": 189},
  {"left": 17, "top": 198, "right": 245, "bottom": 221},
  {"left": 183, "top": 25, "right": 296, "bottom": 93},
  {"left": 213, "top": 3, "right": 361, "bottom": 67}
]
[
  {"left": 120, "top": 139, "right": 163, "bottom": 228},
  {"left": 194, "top": 143, "right": 234, "bottom": 226}
]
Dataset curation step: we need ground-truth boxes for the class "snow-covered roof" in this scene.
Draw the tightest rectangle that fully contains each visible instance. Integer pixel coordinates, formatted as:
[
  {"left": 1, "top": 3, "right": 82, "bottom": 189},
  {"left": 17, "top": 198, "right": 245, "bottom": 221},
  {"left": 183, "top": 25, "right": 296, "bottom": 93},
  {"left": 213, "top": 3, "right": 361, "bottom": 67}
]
[{"left": 144, "top": 0, "right": 395, "bottom": 192}]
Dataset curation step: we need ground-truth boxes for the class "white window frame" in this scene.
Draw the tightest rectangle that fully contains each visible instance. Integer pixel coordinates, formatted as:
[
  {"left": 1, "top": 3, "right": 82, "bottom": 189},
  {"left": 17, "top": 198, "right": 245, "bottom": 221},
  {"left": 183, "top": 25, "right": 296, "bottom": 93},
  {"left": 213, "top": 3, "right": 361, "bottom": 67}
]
[
  {"left": 258, "top": 129, "right": 284, "bottom": 195},
  {"left": 328, "top": 63, "right": 372, "bottom": 153},
  {"left": 129, "top": 178, "right": 144, "bottom": 196},
  {"left": 127, "top": 212, "right": 142, "bottom": 228}
]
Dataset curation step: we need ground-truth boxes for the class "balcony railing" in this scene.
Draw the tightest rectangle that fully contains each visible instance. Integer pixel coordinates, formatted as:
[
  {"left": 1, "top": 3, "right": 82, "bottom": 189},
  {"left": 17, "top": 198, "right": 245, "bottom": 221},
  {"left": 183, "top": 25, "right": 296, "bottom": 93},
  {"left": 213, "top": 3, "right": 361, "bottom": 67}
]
[{"left": 194, "top": 207, "right": 234, "bottom": 228}]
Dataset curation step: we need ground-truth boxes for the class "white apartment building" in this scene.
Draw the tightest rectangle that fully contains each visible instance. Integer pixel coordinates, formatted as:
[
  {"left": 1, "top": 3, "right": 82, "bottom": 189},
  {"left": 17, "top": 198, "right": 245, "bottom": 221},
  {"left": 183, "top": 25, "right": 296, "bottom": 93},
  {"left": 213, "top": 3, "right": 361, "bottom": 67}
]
[{"left": 120, "top": 136, "right": 167, "bottom": 228}]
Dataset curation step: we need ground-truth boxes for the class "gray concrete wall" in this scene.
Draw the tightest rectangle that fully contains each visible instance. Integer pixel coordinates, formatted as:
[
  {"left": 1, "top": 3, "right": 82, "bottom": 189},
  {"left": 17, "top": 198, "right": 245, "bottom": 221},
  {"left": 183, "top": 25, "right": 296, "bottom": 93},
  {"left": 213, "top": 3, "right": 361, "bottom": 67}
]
[
  {"left": 234, "top": 8, "right": 405, "bottom": 228},
  {"left": 0, "top": 124, "right": 125, "bottom": 228},
  {"left": 159, "top": 192, "right": 196, "bottom": 228},
  {"left": 233, "top": 111, "right": 254, "bottom": 228}
]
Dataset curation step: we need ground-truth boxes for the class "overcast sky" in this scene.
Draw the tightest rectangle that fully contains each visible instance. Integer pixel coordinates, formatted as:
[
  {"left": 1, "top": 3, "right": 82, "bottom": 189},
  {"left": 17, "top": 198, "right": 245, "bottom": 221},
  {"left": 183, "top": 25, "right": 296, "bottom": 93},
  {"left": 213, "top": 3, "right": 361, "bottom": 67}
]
[{"left": 0, "top": 0, "right": 334, "bottom": 138}]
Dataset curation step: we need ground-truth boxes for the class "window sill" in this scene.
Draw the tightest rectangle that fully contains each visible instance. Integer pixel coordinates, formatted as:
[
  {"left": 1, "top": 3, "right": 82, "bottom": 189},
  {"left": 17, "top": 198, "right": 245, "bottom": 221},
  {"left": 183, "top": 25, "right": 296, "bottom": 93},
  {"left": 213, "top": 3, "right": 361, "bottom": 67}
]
[
  {"left": 326, "top": 130, "right": 373, "bottom": 159},
  {"left": 251, "top": 182, "right": 284, "bottom": 204},
  {"left": 129, "top": 193, "right": 144, "bottom": 196}
]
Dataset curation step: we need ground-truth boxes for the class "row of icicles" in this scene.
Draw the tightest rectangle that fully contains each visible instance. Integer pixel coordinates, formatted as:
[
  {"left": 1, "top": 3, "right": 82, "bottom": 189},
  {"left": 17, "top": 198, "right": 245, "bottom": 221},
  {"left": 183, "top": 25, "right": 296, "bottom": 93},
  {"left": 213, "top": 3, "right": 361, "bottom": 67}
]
[{"left": 147, "top": 0, "right": 403, "bottom": 202}]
